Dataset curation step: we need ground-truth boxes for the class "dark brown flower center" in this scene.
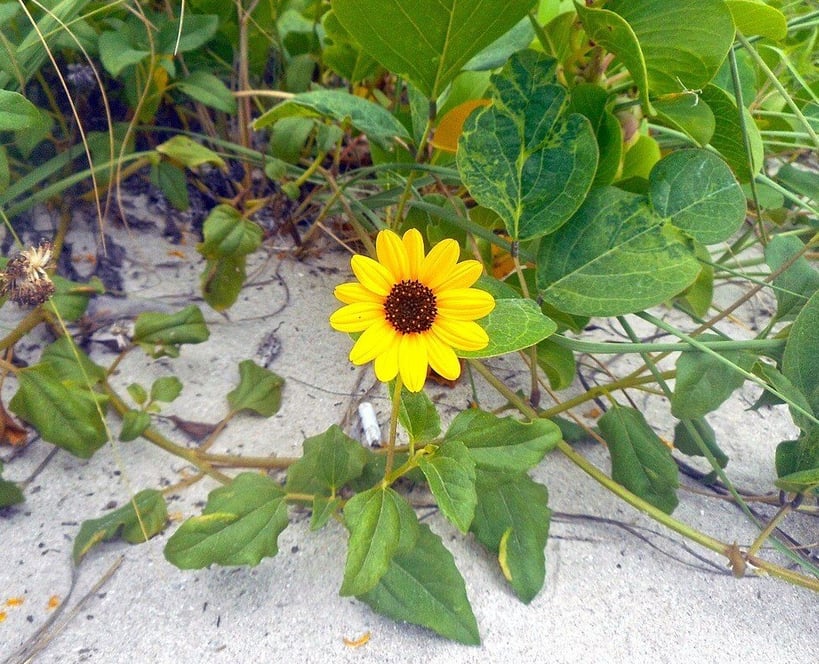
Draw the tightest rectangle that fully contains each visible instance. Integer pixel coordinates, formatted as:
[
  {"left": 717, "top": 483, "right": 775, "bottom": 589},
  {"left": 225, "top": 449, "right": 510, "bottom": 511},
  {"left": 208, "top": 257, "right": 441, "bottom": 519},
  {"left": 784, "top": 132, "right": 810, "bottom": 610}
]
[{"left": 384, "top": 280, "right": 437, "bottom": 334}]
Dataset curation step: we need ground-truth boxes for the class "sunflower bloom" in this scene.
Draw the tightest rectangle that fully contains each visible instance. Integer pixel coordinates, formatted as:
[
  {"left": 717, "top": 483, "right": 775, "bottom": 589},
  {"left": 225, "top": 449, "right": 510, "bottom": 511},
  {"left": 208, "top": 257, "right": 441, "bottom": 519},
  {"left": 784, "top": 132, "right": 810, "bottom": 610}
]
[{"left": 330, "top": 229, "right": 495, "bottom": 392}]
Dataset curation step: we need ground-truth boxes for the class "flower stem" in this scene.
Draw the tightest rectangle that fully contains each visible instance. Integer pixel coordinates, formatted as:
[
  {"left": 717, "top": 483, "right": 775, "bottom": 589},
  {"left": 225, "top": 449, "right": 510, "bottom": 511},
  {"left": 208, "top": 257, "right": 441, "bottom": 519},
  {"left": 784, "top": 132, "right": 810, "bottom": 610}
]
[{"left": 384, "top": 376, "right": 403, "bottom": 479}]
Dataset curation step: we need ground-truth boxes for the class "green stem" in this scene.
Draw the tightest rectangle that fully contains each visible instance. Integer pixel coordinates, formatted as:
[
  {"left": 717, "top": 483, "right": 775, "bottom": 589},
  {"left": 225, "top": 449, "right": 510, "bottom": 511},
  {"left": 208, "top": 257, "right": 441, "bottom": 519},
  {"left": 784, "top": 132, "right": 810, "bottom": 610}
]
[
  {"left": 637, "top": 311, "right": 819, "bottom": 428},
  {"left": 735, "top": 31, "right": 819, "bottom": 148},
  {"left": 549, "top": 333, "right": 784, "bottom": 355},
  {"left": 383, "top": 376, "right": 403, "bottom": 479}
]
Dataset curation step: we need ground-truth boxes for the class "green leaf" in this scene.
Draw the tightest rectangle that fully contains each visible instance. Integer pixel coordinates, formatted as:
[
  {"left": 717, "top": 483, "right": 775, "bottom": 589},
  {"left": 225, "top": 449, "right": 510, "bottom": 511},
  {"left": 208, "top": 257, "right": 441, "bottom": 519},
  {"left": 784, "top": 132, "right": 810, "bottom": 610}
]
[
  {"left": 459, "top": 297, "right": 557, "bottom": 358},
  {"left": 119, "top": 410, "right": 151, "bottom": 442},
  {"left": 0, "top": 147, "right": 8, "bottom": 192},
  {"left": 536, "top": 337, "right": 576, "bottom": 391},
  {"left": 197, "top": 205, "right": 262, "bottom": 259},
  {"left": 358, "top": 523, "right": 480, "bottom": 645},
  {"left": 150, "top": 160, "right": 189, "bottom": 211},
  {"left": 310, "top": 496, "right": 342, "bottom": 531},
  {"left": 725, "top": 0, "right": 787, "bottom": 41},
  {"left": 200, "top": 256, "right": 246, "bottom": 312},
  {"left": 39, "top": 336, "right": 105, "bottom": 386},
  {"left": 464, "top": 16, "right": 535, "bottom": 71},
  {"left": 10, "top": 364, "right": 107, "bottom": 458},
  {"left": 155, "top": 135, "right": 227, "bottom": 170},
  {"left": 340, "top": 486, "right": 418, "bottom": 596},
  {"left": 673, "top": 418, "right": 728, "bottom": 469},
  {"left": 227, "top": 360, "right": 284, "bottom": 417},
  {"left": 0, "top": 89, "right": 42, "bottom": 131},
  {"left": 176, "top": 71, "right": 237, "bottom": 114},
  {"left": 444, "top": 409, "right": 560, "bottom": 472},
  {"left": 418, "top": 440, "right": 477, "bottom": 533},
  {"left": 471, "top": 470, "right": 550, "bottom": 603},
  {"left": 397, "top": 387, "right": 441, "bottom": 444},
  {"left": 285, "top": 424, "right": 369, "bottom": 496},
  {"left": 321, "top": 10, "right": 381, "bottom": 83},
  {"left": 73, "top": 490, "right": 167, "bottom": 564},
  {"left": 699, "top": 84, "right": 764, "bottom": 182},
  {"left": 457, "top": 50, "right": 598, "bottom": 241},
  {"left": 254, "top": 90, "right": 409, "bottom": 151},
  {"left": 157, "top": 14, "right": 219, "bottom": 54},
  {"left": 753, "top": 362, "right": 815, "bottom": 434},
  {"left": 598, "top": 405, "right": 679, "bottom": 514},
  {"left": 97, "top": 31, "right": 149, "bottom": 76},
  {"left": 574, "top": 2, "right": 652, "bottom": 113},
  {"left": 150, "top": 376, "right": 183, "bottom": 403},
  {"left": 568, "top": 83, "right": 622, "bottom": 187},
  {"left": 652, "top": 95, "right": 715, "bottom": 147},
  {"left": 649, "top": 149, "right": 746, "bottom": 245},
  {"left": 782, "top": 290, "right": 819, "bottom": 417},
  {"left": 333, "top": 0, "right": 535, "bottom": 99},
  {"left": 127, "top": 383, "right": 148, "bottom": 405},
  {"left": 49, "top": 275, "right": 105, "bottom": 322},
  {"left": 605, "top": 1, "right": 734, "bottom": 95},
  {"left": 670, "top": 334, "right": 755, "bottom": 419},
  {"left": 164, "top": 473, "right": 288, "bottom": 569},
  {"left": 537, "top": 187, "right": 701, "bottom": 317},
  {"left": 0, "top": 462, "right": 24, "bottom": 508},
  {"left": 764, "top": 235, "right": 819, "bottom": 322},
  {"left": 776, "top": 163, "right": 819, "bottom": 203},
  {"left": 776, "top": 429, "right": 819, "bottom": 482},
  {"left": 133, "top": 305, "right": 210, "bottom": 353},
  {"left": 775, "top": 467, "right": 819, "bottom": 495}
]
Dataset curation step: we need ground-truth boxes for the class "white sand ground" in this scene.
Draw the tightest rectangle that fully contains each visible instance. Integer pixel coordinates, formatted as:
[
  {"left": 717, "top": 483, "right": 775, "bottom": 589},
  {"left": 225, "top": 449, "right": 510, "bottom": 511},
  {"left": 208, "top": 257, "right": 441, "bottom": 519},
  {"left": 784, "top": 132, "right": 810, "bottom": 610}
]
[{"left": 1, "top": 213, "right": 817, "bottom": 663}]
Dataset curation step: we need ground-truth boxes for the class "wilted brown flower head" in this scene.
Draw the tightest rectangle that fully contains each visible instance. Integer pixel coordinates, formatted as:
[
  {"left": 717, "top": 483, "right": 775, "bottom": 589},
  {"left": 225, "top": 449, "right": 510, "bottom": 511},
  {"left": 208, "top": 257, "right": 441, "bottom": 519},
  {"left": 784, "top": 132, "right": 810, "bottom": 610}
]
[{"left": 0, "top": 240, "right": 56, "bottom": 306}]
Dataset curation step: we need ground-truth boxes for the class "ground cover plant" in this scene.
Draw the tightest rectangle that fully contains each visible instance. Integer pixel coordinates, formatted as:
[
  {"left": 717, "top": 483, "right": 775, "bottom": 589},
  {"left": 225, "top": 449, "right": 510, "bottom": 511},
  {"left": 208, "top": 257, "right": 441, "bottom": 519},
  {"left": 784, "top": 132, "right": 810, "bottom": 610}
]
[{"left": 1, "top": 0, "right": 818, "bottom": 645}]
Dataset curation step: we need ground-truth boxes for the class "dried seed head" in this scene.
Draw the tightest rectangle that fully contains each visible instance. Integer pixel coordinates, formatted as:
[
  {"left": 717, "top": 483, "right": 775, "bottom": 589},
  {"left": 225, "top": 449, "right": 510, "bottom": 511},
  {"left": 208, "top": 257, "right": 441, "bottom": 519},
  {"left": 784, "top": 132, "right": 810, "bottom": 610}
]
[{"left": 0, "top": 240, "right": 56, "bottom": 306}]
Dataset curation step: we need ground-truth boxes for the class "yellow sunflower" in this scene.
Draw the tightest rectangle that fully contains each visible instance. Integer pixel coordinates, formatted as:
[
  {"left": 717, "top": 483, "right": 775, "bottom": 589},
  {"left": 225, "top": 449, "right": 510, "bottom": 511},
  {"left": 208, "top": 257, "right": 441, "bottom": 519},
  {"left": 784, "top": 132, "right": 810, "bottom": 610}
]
[{"left": 330, "top": 229, "right": 495, "bottom": 392}]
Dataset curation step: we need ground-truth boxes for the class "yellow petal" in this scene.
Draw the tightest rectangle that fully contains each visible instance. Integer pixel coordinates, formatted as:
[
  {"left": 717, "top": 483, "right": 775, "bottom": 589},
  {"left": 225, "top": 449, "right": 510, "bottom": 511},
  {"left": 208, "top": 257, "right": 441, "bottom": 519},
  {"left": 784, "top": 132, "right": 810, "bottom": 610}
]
[
  {"left": 330, "top": 302, "right": 384, "bottom": 332},
  {"left": 376, "top": 229, "right": 409, "bottom": 281},
  {"left": 425, "top": 332, "right": 461, "bottom": 380},
  {"left": 419, "top": 238, "right": 460, "bottom": 291},
  {"left": 402, "top": 228, "right": 425, "bottom": 280},
  {"left": 432, "top": 318, "right": 489, "bottom": 351},
  {"left": 374, "top": 337, "right": 400, "bottom": 382},
  {"left": 436, "top": 288, "right": 496, "bottom": 320},
  {"left": 431, "top": 260, "right": 484, "bottom": 292},
  {"left": 350, "top": 319, "right": 398, "bottom": 364},
  {"left": 351, "top": 255, "right": 395, "bottom": 296},
  {"left": 398, "top": 333, "right": 428, "bottom": 392},
  {"left": 335, "top": 282, "right": 384, "bottom": 304}
]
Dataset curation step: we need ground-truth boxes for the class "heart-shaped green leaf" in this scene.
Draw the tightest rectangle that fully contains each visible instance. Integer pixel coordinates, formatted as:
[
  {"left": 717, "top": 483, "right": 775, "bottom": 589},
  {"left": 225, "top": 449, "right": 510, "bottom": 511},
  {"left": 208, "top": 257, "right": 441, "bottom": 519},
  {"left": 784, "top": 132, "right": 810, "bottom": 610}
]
[
  {"left": 332, "top": 0, "right": 535, "bottom": 99},
  {"left": 604, "top": 0, "right": 734, "bottom": 95},
  {"left": 460, "top": 297, "right": 557, "bottom": 358},
  {"left": 537, "top": 187, "right": 701, "bottom": 317},
  {"left": 458, "top": 50, "right": 598, "bottom": 241},
  {"left": 649, "top": 149, "right": 746, "bottom": 245}
]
